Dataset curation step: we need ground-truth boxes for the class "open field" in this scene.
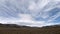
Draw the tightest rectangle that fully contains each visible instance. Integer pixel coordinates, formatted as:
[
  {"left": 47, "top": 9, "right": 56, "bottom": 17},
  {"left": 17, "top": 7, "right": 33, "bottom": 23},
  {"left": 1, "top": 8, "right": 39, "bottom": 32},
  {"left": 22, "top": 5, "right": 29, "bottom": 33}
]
[{"left": 0, "top": 24, "right": 60, "bottom": 34}]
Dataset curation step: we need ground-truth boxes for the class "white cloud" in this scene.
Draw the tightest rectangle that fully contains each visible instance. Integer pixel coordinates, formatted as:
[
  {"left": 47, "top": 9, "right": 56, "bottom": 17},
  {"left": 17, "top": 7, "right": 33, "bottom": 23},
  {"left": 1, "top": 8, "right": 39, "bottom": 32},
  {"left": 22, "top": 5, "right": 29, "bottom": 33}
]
[
  {"left": 0, "top": 14, "right": 60, "bottom": 27},
  {"left": 54, "top": 0, "right": 60, "bottom": 2},
  {"left": 28, "top": 0, "right": 60, "bottom": 19},
  {"left": 18, "top": 14, "right": 44, "bottom": 24},
  {"left": 0, "top": 14, "right": 46, "bottom": 27},
  {"left": 28, "top": 1, "right": 37, "bottom": 10},
  {"left": 0, "top": 0, "right": 60, "bottom": 27},
  {"left": 28, "top": 0, "right": 49, "bottom": 11},
  {"left": 18, "top": 14, "right": 32, "bottom": 21},
  {"left": 27, "top": 0, "right": 49, "bottom": 18}
]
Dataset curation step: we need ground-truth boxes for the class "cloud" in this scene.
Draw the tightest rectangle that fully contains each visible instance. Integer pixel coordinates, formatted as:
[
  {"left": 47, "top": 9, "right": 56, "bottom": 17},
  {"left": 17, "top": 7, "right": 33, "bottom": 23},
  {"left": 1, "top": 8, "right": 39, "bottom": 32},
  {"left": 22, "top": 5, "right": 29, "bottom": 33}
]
[
  {"left": 27, "top": 0, "right": 50, "bottom": 18},
  {"left": 0, "top": 14, "right": 46, "bottom": 27},
  {"left": 0, "top": 14, "right": 60, "bottom": 27},
  {"left": 0, "top": 0, "right": 60, "bottom": 27},
  {"left": 48, "top": 12, "right": 60, "bottom": 22},
  {"left": 28, "top": 0, "right": 49, "bottom": 10},
  {"left": 28, "top": 0, "right": 60, "bottom": 19}
]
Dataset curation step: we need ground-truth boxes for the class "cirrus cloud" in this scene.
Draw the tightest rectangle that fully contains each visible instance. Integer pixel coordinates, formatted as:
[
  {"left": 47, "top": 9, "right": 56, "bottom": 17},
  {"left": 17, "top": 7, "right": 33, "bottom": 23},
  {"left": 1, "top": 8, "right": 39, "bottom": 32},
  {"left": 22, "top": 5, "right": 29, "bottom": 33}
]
[{"left": 0, "top": 0, "right": 60, "bottom": 27}]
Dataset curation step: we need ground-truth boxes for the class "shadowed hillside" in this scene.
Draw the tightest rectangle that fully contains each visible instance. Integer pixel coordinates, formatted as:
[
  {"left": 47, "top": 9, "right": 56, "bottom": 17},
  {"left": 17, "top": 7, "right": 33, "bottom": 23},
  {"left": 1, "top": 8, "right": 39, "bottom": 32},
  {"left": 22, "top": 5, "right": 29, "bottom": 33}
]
[{"left": 0, "top": 23, "right": 60, "bottom": 34}]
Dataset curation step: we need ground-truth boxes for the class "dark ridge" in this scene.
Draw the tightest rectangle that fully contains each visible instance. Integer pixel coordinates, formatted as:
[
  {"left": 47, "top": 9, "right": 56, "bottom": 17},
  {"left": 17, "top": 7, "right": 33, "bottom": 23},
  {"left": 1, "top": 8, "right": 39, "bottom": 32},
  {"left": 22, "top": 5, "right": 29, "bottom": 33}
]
[
  {"left": 0, "top": 23, "right": 31, "bottom": 28},
  {"left": 0, "top": 23, "right": 60, "bottom": 28}
]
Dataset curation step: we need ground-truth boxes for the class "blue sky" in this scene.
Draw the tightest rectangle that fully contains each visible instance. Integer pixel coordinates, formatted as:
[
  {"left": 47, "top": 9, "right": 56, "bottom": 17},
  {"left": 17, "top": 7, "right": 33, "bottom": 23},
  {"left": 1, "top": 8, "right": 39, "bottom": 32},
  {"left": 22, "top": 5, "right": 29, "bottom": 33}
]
[{"left": 0, "top": 0, "right": 60, "bottom": 27}]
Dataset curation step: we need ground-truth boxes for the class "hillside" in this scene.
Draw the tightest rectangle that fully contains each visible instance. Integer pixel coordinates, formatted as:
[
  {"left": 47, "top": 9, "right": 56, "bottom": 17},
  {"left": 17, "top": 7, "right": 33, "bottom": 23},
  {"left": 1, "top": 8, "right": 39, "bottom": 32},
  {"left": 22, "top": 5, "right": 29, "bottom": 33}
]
[{"left": 0, "top": 23, "right": 60, "bottom": 34}]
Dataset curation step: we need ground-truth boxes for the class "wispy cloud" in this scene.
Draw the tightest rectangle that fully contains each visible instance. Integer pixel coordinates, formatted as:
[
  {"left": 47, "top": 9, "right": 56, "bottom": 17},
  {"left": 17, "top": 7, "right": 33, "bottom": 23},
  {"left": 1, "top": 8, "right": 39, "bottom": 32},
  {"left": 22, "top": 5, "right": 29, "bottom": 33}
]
[
  {"left": 48, "top": 12, "right": 60, "bottom": 22},
  {"left": 0, "top": 0, "right": 60, "bottom": 27}
]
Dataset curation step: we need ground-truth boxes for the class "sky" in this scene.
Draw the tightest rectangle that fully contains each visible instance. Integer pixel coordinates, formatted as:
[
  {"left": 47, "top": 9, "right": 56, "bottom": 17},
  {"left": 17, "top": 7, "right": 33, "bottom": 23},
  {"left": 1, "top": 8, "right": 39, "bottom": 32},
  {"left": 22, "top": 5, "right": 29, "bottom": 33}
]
[{"left": 0, "top": 0, "right": 60, "bottom": 27}]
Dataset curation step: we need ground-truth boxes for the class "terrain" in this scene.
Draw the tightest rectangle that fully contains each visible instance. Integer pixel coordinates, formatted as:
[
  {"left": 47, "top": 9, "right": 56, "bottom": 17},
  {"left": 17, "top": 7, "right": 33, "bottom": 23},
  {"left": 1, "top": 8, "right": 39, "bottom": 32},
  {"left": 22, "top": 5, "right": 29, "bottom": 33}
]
[{"left": 0, "top": 23, "right": 60, "bottom": 34}]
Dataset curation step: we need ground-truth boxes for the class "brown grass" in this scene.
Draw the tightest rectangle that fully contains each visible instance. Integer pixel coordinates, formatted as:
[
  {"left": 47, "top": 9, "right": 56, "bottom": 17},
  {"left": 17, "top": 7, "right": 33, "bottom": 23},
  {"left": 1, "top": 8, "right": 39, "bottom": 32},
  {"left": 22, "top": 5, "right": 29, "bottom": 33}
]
[{"left": 0, "top": 26, "right": 60, "bottom": 34}]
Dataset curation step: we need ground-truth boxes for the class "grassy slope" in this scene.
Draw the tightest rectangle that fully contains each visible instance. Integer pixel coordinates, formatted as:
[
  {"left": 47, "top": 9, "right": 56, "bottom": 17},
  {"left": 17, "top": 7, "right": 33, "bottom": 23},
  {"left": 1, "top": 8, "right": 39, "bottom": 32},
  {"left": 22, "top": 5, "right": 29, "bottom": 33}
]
[{"left": 0, "top": 24, "right": 60, "bottom": 34}]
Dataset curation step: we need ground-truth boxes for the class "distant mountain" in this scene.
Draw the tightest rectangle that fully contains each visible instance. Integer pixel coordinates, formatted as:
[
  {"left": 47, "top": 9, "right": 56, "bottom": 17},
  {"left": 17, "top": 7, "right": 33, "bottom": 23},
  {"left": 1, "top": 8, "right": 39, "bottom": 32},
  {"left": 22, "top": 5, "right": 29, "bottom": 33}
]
[
  {"left": 0, "top": 23, "right": 60, "bottom": 28},
  {"left": 0, "top": 23, "right": 31, "bottom": 28}
]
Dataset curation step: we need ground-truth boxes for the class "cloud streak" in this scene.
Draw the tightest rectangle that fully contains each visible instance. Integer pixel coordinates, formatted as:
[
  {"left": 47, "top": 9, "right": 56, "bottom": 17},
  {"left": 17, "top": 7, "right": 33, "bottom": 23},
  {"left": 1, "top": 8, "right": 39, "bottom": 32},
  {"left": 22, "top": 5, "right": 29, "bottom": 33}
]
[{"left": 0, "top": 0, "right": 60, "bottom": 27}]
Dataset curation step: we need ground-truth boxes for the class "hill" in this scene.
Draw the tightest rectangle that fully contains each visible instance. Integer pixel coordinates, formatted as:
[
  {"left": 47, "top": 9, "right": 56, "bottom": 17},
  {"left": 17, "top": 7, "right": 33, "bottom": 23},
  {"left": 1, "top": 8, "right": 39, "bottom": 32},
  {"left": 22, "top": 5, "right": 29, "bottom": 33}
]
[{"left": 0, "top": 23, "right": 60, "bottom": 34}]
